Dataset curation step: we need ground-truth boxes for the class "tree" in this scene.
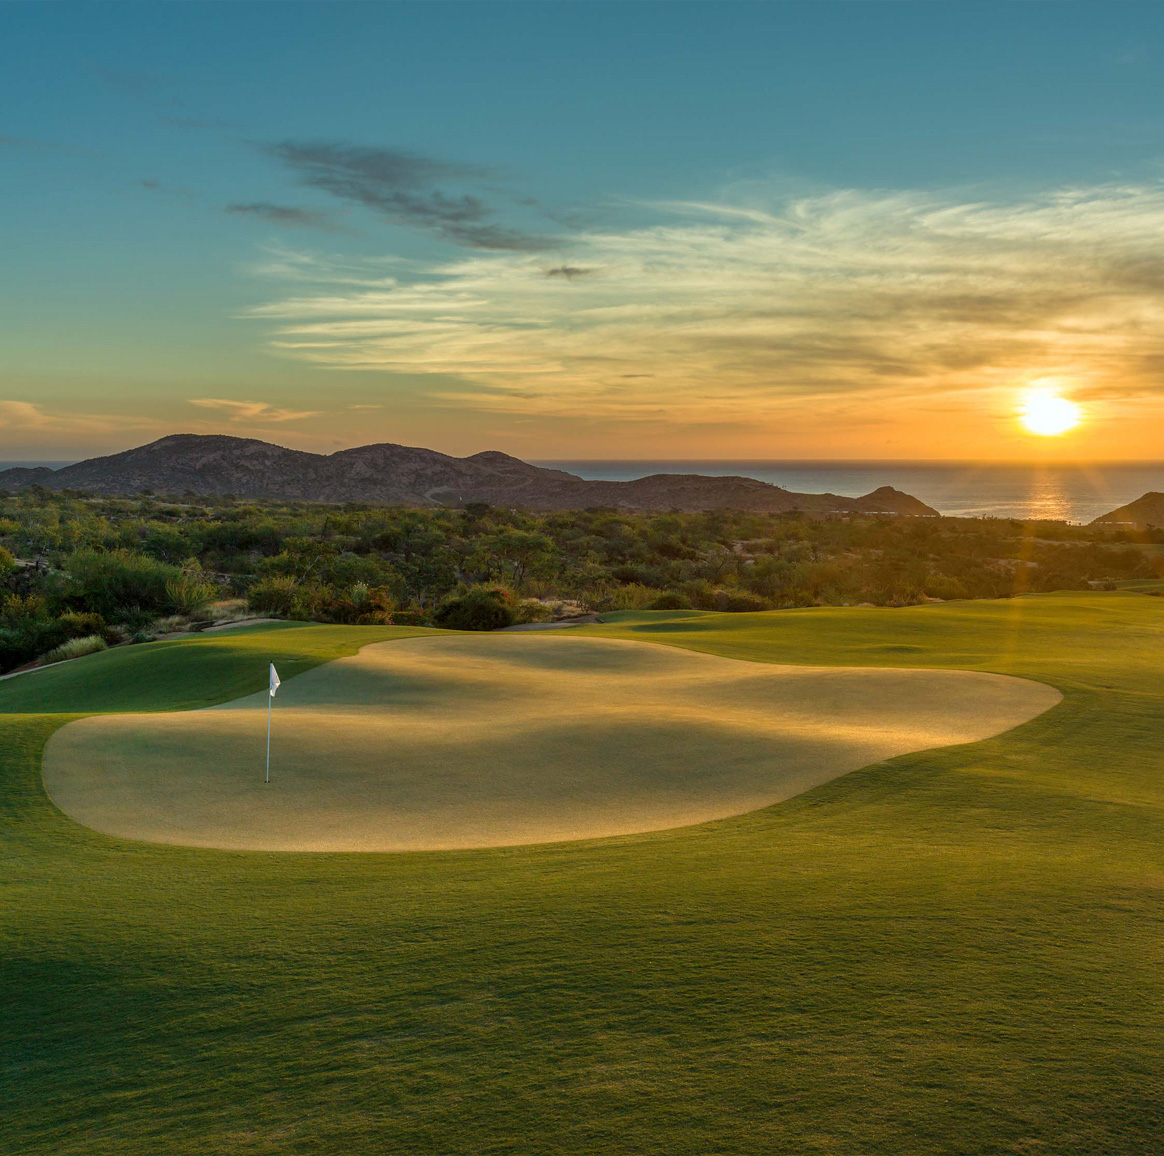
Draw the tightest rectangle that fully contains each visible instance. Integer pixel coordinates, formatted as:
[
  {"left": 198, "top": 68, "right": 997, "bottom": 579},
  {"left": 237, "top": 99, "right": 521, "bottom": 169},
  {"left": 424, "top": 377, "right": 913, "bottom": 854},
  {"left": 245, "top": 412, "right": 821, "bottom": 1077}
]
[{"left": 434, "top": 587, "right": 516, "bottom": 631}]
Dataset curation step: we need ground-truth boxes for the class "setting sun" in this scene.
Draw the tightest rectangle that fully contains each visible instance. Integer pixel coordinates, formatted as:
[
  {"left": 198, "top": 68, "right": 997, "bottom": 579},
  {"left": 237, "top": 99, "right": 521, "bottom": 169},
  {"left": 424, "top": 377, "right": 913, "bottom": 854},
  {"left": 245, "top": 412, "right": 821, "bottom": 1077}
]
[{"left": 1018, "top": 389, "right": 1081, "bottom": 437}]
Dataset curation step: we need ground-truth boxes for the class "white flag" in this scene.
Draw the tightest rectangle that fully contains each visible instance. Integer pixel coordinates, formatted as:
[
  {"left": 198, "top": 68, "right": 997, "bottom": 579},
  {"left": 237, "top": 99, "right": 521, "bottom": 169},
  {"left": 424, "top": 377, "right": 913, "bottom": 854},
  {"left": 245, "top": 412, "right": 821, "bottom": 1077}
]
[{"left": 269, "top": 663, "right": 281, "bottom": 698}]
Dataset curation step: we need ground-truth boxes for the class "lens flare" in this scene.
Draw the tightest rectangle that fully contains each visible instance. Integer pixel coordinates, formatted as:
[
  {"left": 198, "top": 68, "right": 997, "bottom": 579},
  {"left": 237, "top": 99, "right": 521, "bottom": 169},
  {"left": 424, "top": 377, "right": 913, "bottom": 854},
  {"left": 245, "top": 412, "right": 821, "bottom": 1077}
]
[{"left": 1018, "top": 389, "right": 1081, "bottom": 437}]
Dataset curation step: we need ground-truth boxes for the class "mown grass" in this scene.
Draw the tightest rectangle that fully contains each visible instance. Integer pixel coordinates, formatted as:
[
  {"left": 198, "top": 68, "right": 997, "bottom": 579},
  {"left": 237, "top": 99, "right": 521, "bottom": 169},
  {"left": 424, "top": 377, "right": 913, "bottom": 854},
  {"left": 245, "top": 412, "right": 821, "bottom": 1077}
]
[{"left": 3, "top": 594, "right": 1164, "bottom": 1154}]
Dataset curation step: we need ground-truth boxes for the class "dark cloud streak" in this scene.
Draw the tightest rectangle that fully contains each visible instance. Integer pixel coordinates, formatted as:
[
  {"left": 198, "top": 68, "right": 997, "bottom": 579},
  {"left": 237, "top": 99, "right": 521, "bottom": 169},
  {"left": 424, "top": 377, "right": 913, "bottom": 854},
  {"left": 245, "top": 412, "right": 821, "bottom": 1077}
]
[
  {"left": 226, "top": 202, "right": 340, "bottom": 230},
  {"left": 261, "top": 140, "right": 554, "bottom": 251}
]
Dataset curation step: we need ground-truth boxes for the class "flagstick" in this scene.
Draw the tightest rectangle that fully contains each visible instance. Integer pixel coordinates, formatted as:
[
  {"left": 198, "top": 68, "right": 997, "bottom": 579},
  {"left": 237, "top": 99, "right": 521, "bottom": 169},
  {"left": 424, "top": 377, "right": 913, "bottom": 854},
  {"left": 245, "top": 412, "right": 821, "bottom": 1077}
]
[{"left": 265, "top": 687, "right": 272, "bottom": 784}]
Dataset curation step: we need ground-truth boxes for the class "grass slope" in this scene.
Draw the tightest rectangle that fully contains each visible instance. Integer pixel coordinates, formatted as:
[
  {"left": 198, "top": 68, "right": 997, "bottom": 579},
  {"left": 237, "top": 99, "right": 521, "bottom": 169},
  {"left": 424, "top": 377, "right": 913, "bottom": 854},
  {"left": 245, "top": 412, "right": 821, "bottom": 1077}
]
[{"left": 2, "top": 595, "right": 1163, "bottom": 1154}]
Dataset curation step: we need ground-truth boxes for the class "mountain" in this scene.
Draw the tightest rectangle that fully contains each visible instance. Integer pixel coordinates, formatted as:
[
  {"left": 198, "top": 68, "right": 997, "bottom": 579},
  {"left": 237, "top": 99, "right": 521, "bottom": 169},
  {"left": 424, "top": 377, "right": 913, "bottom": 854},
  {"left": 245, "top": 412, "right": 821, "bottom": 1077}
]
[
  {"left": 1091, "top": 492, "right": 1164, "bottom": 528},
  {"left": 0, "top": 434, "right": 940, "bottom": 516},
  {"left": 0, "top": 466, "right": 57, "bottom": 487}
]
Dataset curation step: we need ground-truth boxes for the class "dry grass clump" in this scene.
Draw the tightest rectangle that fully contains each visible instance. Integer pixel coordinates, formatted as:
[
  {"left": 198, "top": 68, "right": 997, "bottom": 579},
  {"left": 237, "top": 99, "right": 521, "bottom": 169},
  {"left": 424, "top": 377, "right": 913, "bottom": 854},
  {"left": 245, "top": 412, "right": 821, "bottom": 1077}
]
[
  {"left": 152, "top": 615, "right": 192, "bottom": 636},
  {"left": 515, "top": 600, "right": 555, "bottom": 624},
  {"left": 205, "top": 599, "right": 250, "bottom": 623},
  {"left": 582, "top": 583, "right": 658, "bottom": 611},
  {"left": 532, "top": 598, "right": 591, "bottom": 620},
  {"left": 38, "top": 634, "right": 107, "bottom": 666}
]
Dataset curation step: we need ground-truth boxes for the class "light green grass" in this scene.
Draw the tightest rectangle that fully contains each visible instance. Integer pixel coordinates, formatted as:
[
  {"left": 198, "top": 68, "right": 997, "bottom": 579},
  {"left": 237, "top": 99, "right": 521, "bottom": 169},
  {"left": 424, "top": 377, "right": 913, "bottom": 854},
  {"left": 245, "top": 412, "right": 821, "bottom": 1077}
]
[
  {"left": 42, "top": 634, "right": 1057, "bottom": 852},
  {"left": 3, "top": 594, "right": 1164, "bottom": 1154}
]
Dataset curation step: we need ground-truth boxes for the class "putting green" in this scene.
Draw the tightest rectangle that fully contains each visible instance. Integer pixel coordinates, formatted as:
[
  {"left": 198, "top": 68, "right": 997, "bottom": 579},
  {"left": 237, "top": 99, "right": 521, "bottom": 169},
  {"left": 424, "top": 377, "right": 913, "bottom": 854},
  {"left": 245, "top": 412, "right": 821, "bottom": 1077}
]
[{"left": 42, "top": 634, "right": 1061, "bottom": 851}]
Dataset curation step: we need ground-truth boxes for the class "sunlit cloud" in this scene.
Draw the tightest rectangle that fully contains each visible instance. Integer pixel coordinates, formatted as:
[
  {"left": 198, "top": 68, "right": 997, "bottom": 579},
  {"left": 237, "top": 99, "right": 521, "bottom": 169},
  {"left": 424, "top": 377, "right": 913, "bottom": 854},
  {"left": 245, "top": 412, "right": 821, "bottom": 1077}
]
[
  {"left": 0, "top": 400, "right": 156, "bottom": 434},
  {"left": 187, "top": 398, "right": 322, "bottom": 422},
  {"left": 246, "top": 180, "right": 1164, "bottom": 429}
]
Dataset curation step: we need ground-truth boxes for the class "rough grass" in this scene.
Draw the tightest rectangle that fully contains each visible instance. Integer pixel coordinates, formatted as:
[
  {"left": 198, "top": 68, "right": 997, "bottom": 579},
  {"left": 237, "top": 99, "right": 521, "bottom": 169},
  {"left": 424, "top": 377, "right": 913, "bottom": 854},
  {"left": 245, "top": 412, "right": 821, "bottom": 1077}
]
[{"left": 2, "top": 595, "right": 1164, "bottom": 1154}]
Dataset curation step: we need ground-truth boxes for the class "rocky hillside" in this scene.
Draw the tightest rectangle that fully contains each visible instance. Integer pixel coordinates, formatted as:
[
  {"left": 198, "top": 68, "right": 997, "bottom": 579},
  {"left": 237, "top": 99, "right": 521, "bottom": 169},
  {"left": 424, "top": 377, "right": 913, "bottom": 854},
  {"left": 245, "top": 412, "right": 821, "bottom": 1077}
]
[
  {"left": 1091, "top": 492, "right": 1164, "bottom": 528},
  {"left": 0, "top": 434, "right": 940, "bottom": 516}
]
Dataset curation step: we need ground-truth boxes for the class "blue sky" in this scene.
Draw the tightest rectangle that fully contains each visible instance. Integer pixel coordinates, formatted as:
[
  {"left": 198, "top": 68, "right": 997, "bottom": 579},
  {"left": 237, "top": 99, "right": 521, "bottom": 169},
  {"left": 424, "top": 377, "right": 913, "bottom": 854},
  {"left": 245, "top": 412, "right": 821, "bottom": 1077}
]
[{"left": 5, "top": 1, "right": 1164, "bottom": 459}]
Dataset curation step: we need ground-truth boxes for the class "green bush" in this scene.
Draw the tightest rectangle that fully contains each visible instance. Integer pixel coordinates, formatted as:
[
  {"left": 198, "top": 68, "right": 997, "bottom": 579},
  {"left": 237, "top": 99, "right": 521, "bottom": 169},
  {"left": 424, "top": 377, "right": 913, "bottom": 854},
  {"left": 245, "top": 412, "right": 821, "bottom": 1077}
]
[
  {"left": 288, "top": 583, "right": 335, "bottom": 622},
  {"left": 56, "top": 610, "right": 111, "bottom": 643},
  {"left": 710, "top": 588, "right": 770, "bottom": 613},
  {"left": 388, "top": 609, "right": 429, "bottom": 627},
  {"left": 247, "top": 575, "right": 298, "bottom": 616},
  {"left": 434, "top": 587, "right": 516, "bottom": 631},
  {"left": 648, "top": 590, "right": 694, "bottom": 610},
  {"left": 61, "top": 549, "right": 184, "bottom": 621},
  {"left": 165, "top": 574, "right": 218, "bottom": 615}
]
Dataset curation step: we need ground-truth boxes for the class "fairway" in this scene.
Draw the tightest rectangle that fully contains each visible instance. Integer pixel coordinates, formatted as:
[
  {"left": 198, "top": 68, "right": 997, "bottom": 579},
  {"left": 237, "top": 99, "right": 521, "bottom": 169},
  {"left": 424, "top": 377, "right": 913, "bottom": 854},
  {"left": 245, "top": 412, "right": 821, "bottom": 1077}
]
[
  {"left": 7, "top": 597, "right": 1164, "bottom": 1155},
  {"left": 42, "top": 635, "right": 1059, "bottom": 851}
]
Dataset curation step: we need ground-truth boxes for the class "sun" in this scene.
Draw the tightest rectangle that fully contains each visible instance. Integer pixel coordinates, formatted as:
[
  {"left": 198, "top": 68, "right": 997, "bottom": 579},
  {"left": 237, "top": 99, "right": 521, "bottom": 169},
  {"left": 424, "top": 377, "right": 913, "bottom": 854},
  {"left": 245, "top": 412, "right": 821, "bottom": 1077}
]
[{"left": 1018, "top": 389, "right": 1081, "bottom": 437}]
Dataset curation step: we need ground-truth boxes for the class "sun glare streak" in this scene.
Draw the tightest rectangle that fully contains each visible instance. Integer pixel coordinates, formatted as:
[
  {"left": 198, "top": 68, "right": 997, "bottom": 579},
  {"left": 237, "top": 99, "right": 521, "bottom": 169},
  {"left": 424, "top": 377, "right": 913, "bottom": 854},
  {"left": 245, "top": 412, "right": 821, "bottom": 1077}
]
[{"left": 1018, "top": 389, "right": 1081, "bottom": 437}]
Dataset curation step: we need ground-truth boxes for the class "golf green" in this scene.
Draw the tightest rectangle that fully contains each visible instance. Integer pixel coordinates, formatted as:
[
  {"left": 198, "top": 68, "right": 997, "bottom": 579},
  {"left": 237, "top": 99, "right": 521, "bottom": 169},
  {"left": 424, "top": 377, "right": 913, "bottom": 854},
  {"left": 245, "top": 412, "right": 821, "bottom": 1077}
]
[
  {"left": 3, "top": 594, "right": 1164, "bottom": 1155},
  {"left": 42, "top": 635, "right": 1059, "bottom": 851}
]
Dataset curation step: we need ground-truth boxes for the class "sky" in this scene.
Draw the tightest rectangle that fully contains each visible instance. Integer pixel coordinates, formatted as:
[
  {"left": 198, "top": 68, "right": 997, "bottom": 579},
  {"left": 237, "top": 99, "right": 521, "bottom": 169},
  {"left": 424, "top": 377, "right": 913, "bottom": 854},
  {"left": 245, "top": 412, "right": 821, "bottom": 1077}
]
[{"left": 5, "top": 1, "right": 1164, "bottom": 462}]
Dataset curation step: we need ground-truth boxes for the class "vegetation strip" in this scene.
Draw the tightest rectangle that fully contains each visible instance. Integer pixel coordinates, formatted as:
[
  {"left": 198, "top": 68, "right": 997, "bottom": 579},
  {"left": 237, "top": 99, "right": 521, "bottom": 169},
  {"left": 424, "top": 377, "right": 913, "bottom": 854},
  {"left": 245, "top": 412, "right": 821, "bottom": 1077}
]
[{"left": 3, "top": 487, "right": 1163, "bottom": 676}]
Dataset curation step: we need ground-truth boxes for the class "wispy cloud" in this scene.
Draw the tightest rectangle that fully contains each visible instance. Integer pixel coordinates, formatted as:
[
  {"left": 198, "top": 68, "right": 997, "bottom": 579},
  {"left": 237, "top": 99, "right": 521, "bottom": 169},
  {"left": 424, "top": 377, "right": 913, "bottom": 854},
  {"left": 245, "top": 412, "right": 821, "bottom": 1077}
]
[
  {"left": 226, "top": 202, "right": 340, "bottom": 230},
  {"left": 544, "top": 265, "right": 595, "bottom": 280},
  {"left": 259, "top": 141, "right": 554, "bottom": 251},
  {"left": 245, "top": 180, "right": 1164, "bottom": 426},
  {"left": 188, "top": 399, "right": 322, "bottom": 422},
  {"left": 0, "top": 401, "right": 57, "bottom": 428},
  {"left": 0, "top": 401, "right": 158, "bottom": 440}
]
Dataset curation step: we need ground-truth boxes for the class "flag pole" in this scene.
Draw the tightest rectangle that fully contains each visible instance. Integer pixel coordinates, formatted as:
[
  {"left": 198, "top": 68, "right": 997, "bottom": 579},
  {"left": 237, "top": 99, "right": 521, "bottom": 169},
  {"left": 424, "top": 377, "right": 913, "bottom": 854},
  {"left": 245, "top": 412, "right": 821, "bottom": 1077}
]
[
  {"left": 265, "top": 663, "right": 281, "bottom": 783},
  {"left": 266, "top": 661, "right": 281, "bottom": 782}
]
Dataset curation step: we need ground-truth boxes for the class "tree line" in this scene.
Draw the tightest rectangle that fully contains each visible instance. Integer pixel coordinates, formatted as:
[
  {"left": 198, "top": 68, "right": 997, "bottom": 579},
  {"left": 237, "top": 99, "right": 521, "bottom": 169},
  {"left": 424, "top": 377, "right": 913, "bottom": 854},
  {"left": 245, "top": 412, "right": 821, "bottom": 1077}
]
[{"left": 0, "top": 485, "right": 1159, "bottom": 672}]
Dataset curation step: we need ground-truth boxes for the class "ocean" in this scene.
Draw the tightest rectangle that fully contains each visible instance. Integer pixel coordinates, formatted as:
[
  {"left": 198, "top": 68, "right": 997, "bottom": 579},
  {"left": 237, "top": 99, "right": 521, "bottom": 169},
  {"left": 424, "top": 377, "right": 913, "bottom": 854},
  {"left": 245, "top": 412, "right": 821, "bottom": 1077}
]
[{"left": 535, "top": 461, "right": 1164, "bottom": 524}]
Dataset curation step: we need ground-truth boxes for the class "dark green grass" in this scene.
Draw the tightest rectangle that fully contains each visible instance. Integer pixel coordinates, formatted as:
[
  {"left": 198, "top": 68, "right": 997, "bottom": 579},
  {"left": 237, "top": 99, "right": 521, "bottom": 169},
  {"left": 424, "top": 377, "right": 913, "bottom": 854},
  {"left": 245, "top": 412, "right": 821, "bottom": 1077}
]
[{"left": 3, "top": 595, "right": 1164, "bottom": 1154}]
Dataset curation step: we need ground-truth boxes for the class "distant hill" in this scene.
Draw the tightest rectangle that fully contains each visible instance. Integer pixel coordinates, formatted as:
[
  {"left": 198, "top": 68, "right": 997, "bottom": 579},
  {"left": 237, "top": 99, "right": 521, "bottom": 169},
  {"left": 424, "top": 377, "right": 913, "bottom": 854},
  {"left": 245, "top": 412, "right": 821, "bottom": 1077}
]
[
  {"left": 0, "top": 434, "right": 940, "bottom": 516},
  {"left": 1091, "top": 492, "right": 1164, "bottom": 528}
]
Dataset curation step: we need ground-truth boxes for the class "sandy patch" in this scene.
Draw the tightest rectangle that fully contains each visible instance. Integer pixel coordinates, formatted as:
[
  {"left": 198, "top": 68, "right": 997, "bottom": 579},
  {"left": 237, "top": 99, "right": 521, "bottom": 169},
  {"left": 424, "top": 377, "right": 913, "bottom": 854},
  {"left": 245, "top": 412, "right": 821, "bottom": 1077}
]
[{"left": 42, "top": 635, "right": 1061, "bottom": 852}]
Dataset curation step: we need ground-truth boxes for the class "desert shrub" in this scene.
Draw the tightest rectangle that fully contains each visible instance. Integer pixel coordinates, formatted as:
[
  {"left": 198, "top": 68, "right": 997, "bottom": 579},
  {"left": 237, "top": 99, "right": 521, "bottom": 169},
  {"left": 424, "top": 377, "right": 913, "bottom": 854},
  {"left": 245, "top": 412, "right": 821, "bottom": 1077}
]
[
  {"left": 923, "top": 575, "right": 971, "bottom": 601},
  {"left": 119, "top": 607, "right": 160, "bottom": 636},
  {"left": 247, "top": 575, "right": 298, "bottom": 616},
  {"left": 585, "top": 583, "right": 658, "bottom": 612},
  {"left": 515, "top": 599, "right": 554, "bottom": 624},
  {"left": 205, "top": 598, "right": 248, "bottom": 623},
  {"left": 434, "top": 586, "right": 516, "bottom": 631},
  {"left": 315, "top": 583, "right": 396, "bottom": 625},
  {"left": 39, "top": 634, "right": 107, "bottom": 665},
  {"left": 152, "top": 615, "right": 191, "bottom": 635},
  {"left": 56, "top": 610, "right": 107, "bottom": 639},
  {"left": 681, "top": 579, "right": 717, "bottom": 609},
  {"left": 165, "top": 574, "right": 218, "bottom": 615},
  {"left": 0, "top": 624, "right": 60, "bottom": 672},
  {"left": 0, "top": 597, "right": 105, "bottom": 672},
  {"left": 288, "top": 583, "right": 335, "bottom": 622},
  {"left": 649, "top": 590, "right": 694, "bottom": 610},
  {"left": 60, "top": 548, "right": 182, "bottom": 621},
  {"left": 388, "top": 609, "right": 429, "bottom": 627},
  {"left": 710, "top": 588, "right": 770, "bottom": 613}
]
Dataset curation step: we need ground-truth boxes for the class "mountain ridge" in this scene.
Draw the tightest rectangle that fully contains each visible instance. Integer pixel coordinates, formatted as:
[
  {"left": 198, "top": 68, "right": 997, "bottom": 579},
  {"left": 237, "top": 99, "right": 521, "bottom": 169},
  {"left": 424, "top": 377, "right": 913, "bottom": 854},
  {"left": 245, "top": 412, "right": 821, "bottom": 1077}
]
[
  {"left": 0, "top": 434, "right": 940, "bottom": 516},
  {"left": 1091, "top": 491, "right": 1164, "bottom": 528}
]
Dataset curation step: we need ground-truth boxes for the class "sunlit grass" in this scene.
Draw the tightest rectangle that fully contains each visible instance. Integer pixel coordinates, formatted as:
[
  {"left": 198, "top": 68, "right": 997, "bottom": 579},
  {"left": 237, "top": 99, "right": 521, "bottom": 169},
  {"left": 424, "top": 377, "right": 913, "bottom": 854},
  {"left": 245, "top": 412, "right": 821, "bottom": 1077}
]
[{"left": 2, "top": 594, "right": 1163, "bottom": 1154}]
